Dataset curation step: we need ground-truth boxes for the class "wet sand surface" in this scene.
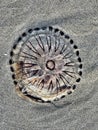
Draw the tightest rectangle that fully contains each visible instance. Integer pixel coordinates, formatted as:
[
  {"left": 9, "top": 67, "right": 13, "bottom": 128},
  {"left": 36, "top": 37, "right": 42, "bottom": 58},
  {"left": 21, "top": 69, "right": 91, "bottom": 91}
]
[{"left": 0, "top": 0, "right": 98, "bottom": 130}]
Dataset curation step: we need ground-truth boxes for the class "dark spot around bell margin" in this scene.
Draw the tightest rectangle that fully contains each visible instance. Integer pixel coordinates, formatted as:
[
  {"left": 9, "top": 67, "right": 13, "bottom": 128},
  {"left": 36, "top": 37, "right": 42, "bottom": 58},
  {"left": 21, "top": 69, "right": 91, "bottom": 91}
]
[
  {"left": 9, "top": 59, "right": 13, "bottom": 64},
  {"left": 17, "top": 37, "right": 22, "bottom": 43},
  {"left": 72, "top": 85, "right": 76, "bottom": 90},
  {"left": 10, "top": 51, "right": 14, "bottom": 57},
  {"left": 28, "top": 28, "right": 33, "bottom": 33},
  {"left": 78, "top": 57, "right": 81, "bottom": 62},
  {"left": 79, "top": 64, "right": 82, "bottom": 69},
  {"left": 13, "top": 80, "right": 18, "bottom": 85},
  {"left": 79, "top": 71, "right": 82, "bottom": 76},
  {"left": 12, "top": 74, "right": 15, "bottom": 79},
  {"left": 60, "top": 31, "right": 64, "bottom": 35},
  {"left": 70, "top": 39, "right": 74, "bottom": 44},
  {"left": 42, "top": 26, "right": 47, "bottom": 30},
  {"left": 22, "top": 32, "right": 27, "bottom": 37},
  {"left": 10, "top": 66, "right": 14, "bottom": 72},
  {"left": 61, "top": 95, "right": 65, "bottom": 99},
  {"left": 34, "top": 28, "right": 40, "bottom": 31},
  {"left": 54, "top": 28, "right": 59, "bottom": 32},
  {"left": 67, "top": 91, "right": 72, "bottom": 95},
  {"left": 67, "top": 86, "right": 71, "bottom": 89},
  {"left": 60, "top": 84, "right": 67, "bottom": 89},
  {"left": 34, "top": 27, "right": 40, "bottom": 31},
  {"left": 49, "top": 26, "right": 53, "bottom": 31},
  {"left": 73, "top": 45, "right": 78, "bottom": 49},
  {"left": 76, "top": 78, "right": 81, "bottom": 82},
  {"left": 76, "top": 51, "right": 79, "bottom": 56},
  {"left": 65, "top": 35, "right": 70, "bottom": 39},
  {"left": 13, "top": 44, "right": 17, "bottom": 49}
]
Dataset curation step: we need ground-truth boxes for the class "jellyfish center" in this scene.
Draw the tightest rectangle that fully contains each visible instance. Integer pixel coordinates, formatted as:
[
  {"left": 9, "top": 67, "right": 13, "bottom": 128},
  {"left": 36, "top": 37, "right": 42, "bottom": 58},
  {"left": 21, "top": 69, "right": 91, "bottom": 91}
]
[{"left": 46, "top": 60, "right": 55, "bottom": 70}]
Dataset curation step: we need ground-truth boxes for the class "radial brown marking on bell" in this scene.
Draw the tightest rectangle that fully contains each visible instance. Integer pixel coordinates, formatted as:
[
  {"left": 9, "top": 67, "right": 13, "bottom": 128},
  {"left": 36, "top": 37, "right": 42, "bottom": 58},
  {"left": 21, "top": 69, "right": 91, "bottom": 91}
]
[
  {"left": 39, "top": 79, "right": 45, "bottom": 90},
  {"left": 48, "top": 80, "right": 54, "bottom": 91},
  {"left": 27, "top": 78, "right": 38, "bottom": 86},
  {"left": 33, "top": 80, "right": 39, "bottom": 86},
  {"left": 12, "top": 62, "right": 24, "bottom": 79},
  {"left": 31, "top": 69, "right": 39, "bottom": 76},
  {"left": 76, "top": 78, "right": 81, "bottom": 82},
  {"left": 70, "top": 39, "right": 74, "bottom": 44},
  {"left": 15, "top": 62, "right": 25, "bottom": 76}
]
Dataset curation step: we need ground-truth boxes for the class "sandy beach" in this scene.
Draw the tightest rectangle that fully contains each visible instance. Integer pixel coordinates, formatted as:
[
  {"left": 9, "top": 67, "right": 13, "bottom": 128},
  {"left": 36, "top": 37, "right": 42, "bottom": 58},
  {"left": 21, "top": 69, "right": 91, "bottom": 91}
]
[{"left": 0, "top": 0, "right": 98, "bottom": 130}]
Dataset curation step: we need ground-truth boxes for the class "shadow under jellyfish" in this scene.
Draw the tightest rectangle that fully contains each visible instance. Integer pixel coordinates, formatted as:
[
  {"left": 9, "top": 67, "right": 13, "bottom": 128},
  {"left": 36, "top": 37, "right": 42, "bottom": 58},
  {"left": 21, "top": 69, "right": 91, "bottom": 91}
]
[{"left": 9, "top": 26, "right": 83, "bottom": 103}]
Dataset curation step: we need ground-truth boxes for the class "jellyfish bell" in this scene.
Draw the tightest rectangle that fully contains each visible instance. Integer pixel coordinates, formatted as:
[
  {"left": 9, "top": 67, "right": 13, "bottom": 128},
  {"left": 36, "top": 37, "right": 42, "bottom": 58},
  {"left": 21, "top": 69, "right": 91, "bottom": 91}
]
[{"left": 9, "top": 26, "right": 82, "bottom": 103}]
